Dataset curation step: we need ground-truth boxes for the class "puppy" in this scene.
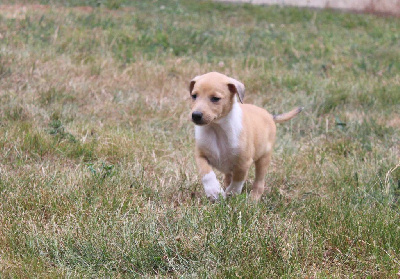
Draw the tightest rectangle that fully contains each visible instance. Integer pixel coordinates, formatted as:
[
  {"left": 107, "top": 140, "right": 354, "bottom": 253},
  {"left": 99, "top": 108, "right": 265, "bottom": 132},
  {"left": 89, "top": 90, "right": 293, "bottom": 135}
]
[{"left": 189, "top": 72, "right": 302, "bottom": 201}]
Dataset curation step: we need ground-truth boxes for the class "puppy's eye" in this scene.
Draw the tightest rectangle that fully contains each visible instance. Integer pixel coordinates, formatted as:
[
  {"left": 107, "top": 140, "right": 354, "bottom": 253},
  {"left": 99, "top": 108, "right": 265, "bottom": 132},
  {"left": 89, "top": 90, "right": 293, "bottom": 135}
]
[
  {"left": 210, "top": 96, "right": 221, "bottom": 103},
  {"left": 191, "top": 94, "right": 197, "bottom": 100}
]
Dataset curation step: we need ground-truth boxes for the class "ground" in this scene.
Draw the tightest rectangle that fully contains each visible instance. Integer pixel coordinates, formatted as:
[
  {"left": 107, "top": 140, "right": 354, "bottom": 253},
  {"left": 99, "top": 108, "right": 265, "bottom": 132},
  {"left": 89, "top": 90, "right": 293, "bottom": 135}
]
[
  {"left": 0, "top": 0, "right": 399, "bottom": 277},
  {"left": 215, "top": 0, "right": 400, "bottom": 16}
]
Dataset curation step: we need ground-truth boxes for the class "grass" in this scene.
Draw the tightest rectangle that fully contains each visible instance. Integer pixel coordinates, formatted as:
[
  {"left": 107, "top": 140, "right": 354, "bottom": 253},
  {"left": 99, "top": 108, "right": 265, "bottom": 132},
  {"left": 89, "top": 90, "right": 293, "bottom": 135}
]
[{"left": 0, "top": 0, "right": 399, "bottom": 277}]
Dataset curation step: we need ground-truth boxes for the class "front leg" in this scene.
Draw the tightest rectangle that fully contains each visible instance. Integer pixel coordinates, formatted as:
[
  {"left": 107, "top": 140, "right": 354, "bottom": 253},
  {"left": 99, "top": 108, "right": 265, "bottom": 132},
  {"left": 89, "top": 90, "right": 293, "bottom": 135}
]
[
  {"left": 195, "top": 150, "right": 225, "bottom": 200},
  {"left": 225, "top": 159, "right": 251, "bottom": 196},
  {"left": 224, "top": 173, "right": 232, "bottom": 188}
]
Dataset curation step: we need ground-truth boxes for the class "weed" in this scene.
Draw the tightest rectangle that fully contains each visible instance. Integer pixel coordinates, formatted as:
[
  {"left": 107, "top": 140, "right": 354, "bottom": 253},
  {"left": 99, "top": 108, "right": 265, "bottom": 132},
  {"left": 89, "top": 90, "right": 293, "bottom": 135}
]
[{"left": 48, "top": 119, "right": 77, "bottom": 143}]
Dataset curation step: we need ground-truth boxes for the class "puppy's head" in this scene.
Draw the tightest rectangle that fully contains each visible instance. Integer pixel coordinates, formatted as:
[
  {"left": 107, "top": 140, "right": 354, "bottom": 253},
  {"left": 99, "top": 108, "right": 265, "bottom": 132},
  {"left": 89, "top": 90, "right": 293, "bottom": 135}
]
[{"left": 189, "top": 72, "right": 245, "bottom": 126}]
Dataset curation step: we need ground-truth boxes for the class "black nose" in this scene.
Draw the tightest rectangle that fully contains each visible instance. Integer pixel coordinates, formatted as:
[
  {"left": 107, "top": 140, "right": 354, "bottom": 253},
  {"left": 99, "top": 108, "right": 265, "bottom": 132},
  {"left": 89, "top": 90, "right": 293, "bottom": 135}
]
[{"left": 192, "top": 111, "right": 203, "bottom": 122}]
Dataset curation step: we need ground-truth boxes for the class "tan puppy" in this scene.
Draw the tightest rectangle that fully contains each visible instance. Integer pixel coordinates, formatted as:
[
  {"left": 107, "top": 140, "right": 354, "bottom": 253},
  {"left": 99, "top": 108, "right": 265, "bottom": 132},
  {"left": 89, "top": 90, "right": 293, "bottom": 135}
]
[{"left": 189, "top": 72, "right": 302, "bottom": 201}]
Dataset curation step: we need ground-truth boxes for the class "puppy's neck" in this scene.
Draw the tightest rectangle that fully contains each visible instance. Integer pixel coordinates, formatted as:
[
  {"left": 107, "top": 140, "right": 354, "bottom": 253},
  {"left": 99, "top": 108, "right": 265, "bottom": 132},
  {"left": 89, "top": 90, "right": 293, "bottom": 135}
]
[
  {"left": 213, "top": 97, "right": 242, "bottom": 128},
  {"left": 196, "top": 97, "right": 243, "bottom": 149}
]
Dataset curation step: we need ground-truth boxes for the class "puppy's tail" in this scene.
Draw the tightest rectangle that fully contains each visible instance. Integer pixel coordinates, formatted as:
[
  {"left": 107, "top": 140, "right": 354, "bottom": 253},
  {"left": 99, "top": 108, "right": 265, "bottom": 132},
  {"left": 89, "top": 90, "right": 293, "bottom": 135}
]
[{"left": 273, "top": 107, "right": 303, "bottom": 123}]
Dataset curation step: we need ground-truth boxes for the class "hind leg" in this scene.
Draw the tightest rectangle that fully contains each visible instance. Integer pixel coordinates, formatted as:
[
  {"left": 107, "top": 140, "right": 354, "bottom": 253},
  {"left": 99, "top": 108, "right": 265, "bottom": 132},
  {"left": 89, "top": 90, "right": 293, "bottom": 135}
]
[{"left": 250, "top": 154, "right": 271, "bottom": 201}]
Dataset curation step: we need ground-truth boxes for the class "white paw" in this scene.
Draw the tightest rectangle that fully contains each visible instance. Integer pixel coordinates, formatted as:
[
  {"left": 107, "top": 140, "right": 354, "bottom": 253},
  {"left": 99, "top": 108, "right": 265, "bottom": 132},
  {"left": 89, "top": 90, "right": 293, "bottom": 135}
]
[
  {"left": 226, "top": 181, "right": 245, "bottom": 196},
  {"left": 202, "top": 171, "right": 226, "bottom": 200}
]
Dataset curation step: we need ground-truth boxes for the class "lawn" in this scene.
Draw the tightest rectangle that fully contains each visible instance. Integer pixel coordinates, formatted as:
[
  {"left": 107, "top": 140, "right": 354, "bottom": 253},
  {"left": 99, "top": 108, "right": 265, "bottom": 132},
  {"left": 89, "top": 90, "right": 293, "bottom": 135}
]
[{"left": 0, "top": 0, "right": 399, "bottom": 277}]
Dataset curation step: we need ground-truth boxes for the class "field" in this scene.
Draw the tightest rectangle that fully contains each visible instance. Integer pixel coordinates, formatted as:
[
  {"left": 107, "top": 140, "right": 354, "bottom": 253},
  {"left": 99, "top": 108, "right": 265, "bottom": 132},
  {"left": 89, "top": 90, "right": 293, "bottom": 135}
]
[{"left": 0, "top": 0, "right": 399, "bottom": 277}]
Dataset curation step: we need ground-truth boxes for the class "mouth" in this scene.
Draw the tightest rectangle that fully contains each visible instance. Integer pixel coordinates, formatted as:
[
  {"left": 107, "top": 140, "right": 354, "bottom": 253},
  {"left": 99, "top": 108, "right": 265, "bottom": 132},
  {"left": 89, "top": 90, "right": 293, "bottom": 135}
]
[
  {"left": 191, "top": 116, "right": 219, "bottom": 126},
  {"left": 192, "top": 119, "right": 208, "bottom": 126}
]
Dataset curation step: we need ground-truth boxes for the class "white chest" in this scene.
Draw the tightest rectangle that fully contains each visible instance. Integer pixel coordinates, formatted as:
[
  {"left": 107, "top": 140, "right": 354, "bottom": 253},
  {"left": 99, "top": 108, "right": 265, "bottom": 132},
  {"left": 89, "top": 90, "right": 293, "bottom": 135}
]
[{"left": 195, "top": 103, "right": 243, "bottom": 174}]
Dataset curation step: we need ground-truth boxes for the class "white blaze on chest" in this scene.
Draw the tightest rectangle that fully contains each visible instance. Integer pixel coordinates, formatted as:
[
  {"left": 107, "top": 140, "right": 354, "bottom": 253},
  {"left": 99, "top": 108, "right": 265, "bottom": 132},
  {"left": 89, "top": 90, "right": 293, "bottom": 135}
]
[{"left": 195, "top": 101, "right": 243, "bottom": 173}]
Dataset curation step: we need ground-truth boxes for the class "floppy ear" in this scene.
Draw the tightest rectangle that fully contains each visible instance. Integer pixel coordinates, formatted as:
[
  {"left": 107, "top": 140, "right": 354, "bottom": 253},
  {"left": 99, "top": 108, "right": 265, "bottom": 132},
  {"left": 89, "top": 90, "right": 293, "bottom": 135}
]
[
  {"left": 189, "top": 75, "right": 203, "bottom": 94},
  {"left": 227, "top": 78, "right": 245, "bottom": 103}
]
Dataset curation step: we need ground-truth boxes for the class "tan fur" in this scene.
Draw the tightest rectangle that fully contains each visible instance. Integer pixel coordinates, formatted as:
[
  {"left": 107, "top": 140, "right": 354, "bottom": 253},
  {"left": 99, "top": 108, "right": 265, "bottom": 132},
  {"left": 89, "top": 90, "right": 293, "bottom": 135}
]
[
  {"left": 273, "top": 107, "right": 304, "bottom": 123},
  {"left": 189, "top": 72, "right": 302, "bottom": 201}
]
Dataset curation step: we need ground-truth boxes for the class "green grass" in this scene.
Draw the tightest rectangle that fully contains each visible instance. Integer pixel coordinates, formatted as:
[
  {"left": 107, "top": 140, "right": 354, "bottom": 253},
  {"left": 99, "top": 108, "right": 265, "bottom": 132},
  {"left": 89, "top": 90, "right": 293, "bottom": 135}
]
[{"left": 0, "top": 0, "right": 399, "bottom": 277}]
